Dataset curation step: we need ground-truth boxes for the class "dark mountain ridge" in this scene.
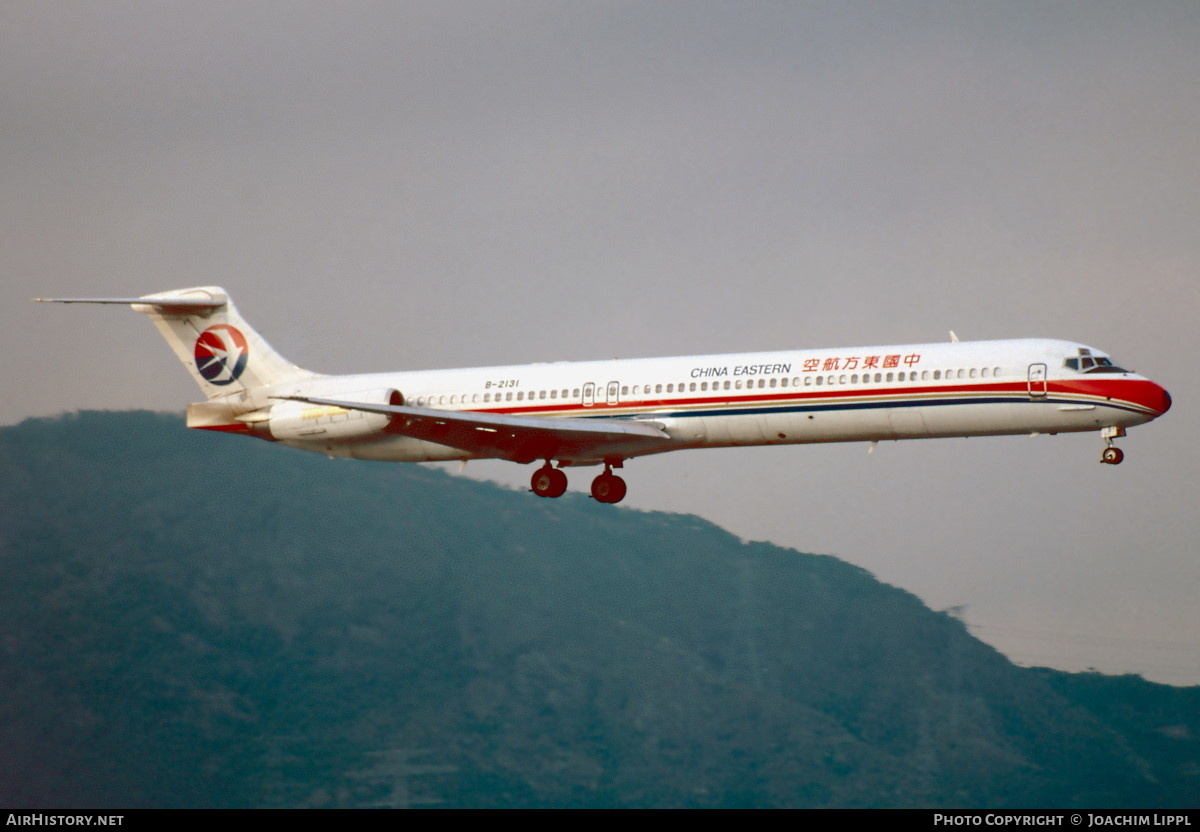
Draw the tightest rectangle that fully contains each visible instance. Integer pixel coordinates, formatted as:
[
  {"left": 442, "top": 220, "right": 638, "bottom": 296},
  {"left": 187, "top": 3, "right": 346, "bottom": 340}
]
[{"left": 1, "top": 412, "right": 1195, "bottom": 808}]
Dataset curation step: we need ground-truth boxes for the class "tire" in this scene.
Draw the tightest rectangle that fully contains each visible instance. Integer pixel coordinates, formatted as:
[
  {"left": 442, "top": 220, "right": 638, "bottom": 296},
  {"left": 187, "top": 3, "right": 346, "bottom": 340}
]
[
  {"left": 532, "top": 466, "right": 567, "bottom": 497},
  {"left": 591, "top": 473, "right": 627, "bottom": 504}
]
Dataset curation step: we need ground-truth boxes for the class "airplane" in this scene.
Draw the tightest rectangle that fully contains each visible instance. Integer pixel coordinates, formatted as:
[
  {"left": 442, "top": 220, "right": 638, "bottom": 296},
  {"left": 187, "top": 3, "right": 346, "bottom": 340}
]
[{"left": 38, "top": 286, "right": 1171, "bottom": 504}]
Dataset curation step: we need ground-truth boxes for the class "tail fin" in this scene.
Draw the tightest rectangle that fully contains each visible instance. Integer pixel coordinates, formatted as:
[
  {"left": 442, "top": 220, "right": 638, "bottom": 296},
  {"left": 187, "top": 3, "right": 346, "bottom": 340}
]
[{"left": 37, "top": 286, "right": 318, "bottom": 400}]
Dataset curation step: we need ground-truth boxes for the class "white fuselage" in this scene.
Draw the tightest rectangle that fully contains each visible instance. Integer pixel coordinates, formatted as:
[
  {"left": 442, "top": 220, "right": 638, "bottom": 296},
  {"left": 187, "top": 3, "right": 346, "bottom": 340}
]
[
  {"left": 42, "top": 287, "right": 1171, "bottom": 504},
  {"left": 262, "top": 338, "right": 1170, "bottom": 466}
]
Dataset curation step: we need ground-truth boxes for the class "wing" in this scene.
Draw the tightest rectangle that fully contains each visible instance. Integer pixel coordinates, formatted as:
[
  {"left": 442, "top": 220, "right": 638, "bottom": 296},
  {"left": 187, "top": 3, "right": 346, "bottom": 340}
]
[{"left": 280, "top": 395, "right": 673, "bottom": 464}]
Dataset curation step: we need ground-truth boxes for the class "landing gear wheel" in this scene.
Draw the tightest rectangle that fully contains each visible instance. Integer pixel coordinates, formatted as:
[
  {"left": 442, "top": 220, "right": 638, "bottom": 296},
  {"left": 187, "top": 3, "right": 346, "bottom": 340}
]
[
  {"left": 531, "top": 465, "right": 568, "bottom": 498},
  {"left": 590, "top": 473, "right": 627, "bottom": 504},
  {"left": 1100, "top": 446, "right": 1125, "bottom": 465}
]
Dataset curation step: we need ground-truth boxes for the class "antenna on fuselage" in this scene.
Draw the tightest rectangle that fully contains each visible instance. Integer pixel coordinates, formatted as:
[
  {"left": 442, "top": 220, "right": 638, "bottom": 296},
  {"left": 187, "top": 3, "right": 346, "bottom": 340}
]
[{"left": 949, "top": 331, "right": 960, "bottom": 343}]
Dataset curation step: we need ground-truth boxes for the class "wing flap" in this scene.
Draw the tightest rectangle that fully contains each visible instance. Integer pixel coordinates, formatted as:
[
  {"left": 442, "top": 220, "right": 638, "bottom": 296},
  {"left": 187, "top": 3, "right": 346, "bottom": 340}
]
[{"left": 280, "top": 395, "right": 671, "bottom": 463}]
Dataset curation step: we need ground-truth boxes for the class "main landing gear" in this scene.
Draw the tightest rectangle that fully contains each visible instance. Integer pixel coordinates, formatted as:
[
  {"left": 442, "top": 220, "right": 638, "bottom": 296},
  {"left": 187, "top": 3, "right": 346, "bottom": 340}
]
[
  {"left": 529, "top": 460, "right": 628, "bottom": 504},
  {"left": 1100, "top": 426, "right": 1125, "bottom": 465},
  {"left": 530, "top": 464, "right": 568, "bottom": 498},
  {"left": 590, "top": 464, "right": 627, "bottom": 504}
]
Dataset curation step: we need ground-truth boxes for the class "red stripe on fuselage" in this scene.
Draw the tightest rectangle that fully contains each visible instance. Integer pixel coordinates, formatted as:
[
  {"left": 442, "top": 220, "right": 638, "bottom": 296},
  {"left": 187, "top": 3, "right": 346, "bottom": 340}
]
[
  {"left": 1049, "top": 377, "right": 1171, "bottom": 416},
  {"left": 448, "top": 376, "right": 1167, "bottom": 419}
]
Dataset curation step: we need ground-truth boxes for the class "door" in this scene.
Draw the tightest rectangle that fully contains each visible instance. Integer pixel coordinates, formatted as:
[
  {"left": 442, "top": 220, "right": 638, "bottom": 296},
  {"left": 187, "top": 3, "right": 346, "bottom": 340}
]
[
  {"left": 606, "top": 381, "right": 620, "bottom": 406},
  {"left": 1027, "top": 363, "right": 1048, "bottom": 398}
]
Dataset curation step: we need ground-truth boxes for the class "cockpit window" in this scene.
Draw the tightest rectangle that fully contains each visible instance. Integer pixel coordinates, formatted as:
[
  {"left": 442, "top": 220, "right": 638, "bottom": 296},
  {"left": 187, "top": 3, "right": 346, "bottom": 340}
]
[{"left": 1063, "top": 349, "right": 1127, "bottom": 374}]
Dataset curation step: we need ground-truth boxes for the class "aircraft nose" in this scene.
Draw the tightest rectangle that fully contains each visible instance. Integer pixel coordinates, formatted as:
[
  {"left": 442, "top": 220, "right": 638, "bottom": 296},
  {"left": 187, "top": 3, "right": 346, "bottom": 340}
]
[
  {"left": 1124, "top": 378, "right": 1172, "bottom": 419},
  {"left": 1144, "top": 381, "right": 1172, "bottom": 418},
  {"left": 1156, "top": 384, "right": 1172, "bottom": 416}
]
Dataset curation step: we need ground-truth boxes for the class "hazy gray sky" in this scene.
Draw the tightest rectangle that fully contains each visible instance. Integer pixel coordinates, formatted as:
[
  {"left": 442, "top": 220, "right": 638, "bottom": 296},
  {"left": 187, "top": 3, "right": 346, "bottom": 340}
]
[{"left": 4, "top": 1, "right": 1197, "bottom": 683}]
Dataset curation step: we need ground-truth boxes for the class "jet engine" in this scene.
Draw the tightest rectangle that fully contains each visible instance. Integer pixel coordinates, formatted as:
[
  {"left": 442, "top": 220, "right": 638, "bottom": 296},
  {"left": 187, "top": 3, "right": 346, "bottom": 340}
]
[{"left": 255, "top": 388, "right": 404, "bottom": 442}]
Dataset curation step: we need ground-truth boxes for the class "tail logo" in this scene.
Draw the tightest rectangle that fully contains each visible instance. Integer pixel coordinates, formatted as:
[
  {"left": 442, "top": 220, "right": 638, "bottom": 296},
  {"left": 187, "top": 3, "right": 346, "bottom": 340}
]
[{"left": 194, "top": 325, "right": 249, "bottom": 386}]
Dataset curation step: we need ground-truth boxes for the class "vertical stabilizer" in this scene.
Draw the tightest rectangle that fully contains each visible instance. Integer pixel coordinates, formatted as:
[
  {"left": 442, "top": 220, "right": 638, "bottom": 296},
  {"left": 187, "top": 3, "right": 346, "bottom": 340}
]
[
  {"left": 37, "top": 287, "right": 319, "bottom": 402},
  {"left": 134, "top": 286, "right": 317, "bottom": 397}
]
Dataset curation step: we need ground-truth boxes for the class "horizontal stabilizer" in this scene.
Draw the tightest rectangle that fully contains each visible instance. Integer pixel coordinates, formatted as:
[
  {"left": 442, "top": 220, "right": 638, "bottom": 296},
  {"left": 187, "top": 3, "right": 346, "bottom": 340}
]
[
  {"left": 35, "top": 295, "right": 226, "bottom": 311},
  {"left": 37, "top": 287, "right": 314, "bottom": 395}
]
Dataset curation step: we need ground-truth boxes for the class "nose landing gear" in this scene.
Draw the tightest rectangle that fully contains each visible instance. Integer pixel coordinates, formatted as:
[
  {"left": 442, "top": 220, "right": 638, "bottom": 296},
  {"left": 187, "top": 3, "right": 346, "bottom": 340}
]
[{"left": 1100, "top": 426, "right": 1126, "bottom": 465}]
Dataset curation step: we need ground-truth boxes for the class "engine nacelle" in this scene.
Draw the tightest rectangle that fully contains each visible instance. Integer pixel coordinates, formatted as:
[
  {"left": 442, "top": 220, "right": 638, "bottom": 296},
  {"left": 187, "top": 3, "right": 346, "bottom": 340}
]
[{"left": 263, "top": 388, "right": 403, "bottom": 442}]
